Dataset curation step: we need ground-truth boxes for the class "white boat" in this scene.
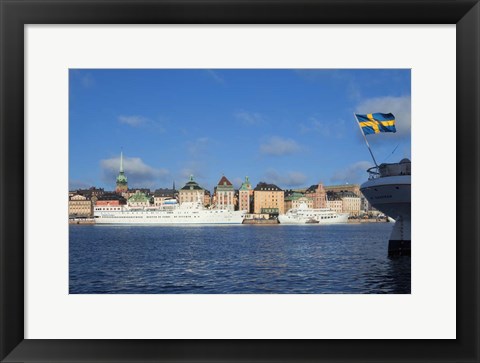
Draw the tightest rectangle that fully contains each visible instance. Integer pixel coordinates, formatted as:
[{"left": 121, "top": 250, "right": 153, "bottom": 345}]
[
  {"left": 94, "top": 199, "right": 246, "bottom": 225},
  {"left": 360, "top": 159, "right": 411, "bottom": 256},
  {"left": 278, "top": 203, "right": 349, "bottom": 225}
]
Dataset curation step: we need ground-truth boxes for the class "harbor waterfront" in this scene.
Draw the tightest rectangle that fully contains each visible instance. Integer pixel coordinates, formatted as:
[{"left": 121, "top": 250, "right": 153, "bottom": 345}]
[
  {"left": 69, "top": 69, "right": 412, "bottom": 295},
  {"left": 69, "top": 223, "right": 410, "bottom": 294}
]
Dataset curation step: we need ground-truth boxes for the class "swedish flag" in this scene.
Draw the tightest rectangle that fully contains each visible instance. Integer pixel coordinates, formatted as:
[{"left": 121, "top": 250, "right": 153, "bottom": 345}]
[{"left": 355, "top": 113, "right": 396, "bottom": 135}]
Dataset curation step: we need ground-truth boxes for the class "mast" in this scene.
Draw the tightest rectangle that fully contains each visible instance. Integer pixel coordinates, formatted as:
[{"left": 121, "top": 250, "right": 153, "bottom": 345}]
[{"left": 353, "top": 113, "right": 379, "bottom": 167}]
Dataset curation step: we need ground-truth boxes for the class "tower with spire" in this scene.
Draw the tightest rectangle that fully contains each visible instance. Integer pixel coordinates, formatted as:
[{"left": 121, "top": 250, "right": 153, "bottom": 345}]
[
  {"left": 239, "top": 176, "right": 253, "bottom": 213},
  {"left": 115, "top": 151, "right": 128, "bottom": 194}
]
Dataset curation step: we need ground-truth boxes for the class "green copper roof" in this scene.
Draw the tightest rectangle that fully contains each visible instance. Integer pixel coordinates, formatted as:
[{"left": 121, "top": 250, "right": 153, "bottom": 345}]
[
  {"left": 128, "top": 191, "right": 149, "bottom": 203},
  {"left": 239, "top": 176, "right": 252, "bottom": 191},
  {"left": 285, "top": 193, "right": 312, "bottom": 202},
  {"left": 116, "top": 172, "right": 127, "bottom": 183}
]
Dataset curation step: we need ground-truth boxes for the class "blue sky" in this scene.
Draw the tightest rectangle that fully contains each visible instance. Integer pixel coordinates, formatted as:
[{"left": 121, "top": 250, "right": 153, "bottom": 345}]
[{"left": 69, "top": 69, "right": 411, "bottom": 192}]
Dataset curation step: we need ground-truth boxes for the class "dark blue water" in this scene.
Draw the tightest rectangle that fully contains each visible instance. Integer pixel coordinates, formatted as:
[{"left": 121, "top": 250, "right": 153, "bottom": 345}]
[{"left": 69, "top": 223, "right": 410, "bottom": 294}]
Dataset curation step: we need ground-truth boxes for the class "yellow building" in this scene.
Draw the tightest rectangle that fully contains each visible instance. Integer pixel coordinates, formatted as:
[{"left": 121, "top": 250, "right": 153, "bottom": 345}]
[
  {"left": 253, "top": 182, "right": 284, "bottom": 215},
  {"left": 338, "top": 191, "right": 361, "bottom": 216},
  {"left": 153, "top": 188, "right": 176, "bottom": 206},
  {"left": 326, "top": 192, "right": 343, "bottom": 214},
  {"left": 68, "top": 194, "right": 93, "bottom": 217},
  {"left": 326, "top": 191, "right": 361, "bottom": 216},
  {"left": 179, "top": 175, "right": 205, "bottom": 205}
]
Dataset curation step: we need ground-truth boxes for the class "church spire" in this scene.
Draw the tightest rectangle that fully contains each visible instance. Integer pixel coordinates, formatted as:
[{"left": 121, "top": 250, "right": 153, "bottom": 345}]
[
  {"left": 115, "top": 149, "right": 128, "bottom": 194},
  {"left": 120, "top": 150, "right": 124, "bottom": 173}
]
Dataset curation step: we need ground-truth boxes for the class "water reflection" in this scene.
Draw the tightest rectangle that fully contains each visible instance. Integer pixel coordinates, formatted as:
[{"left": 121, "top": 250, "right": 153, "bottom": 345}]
[{"left": 69, "top": 224, "right": 411, "bottom": 294}]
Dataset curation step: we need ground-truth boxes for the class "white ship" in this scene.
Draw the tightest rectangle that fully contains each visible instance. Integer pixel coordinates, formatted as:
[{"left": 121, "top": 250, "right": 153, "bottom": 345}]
[
  {"left": 94, "top": 199, "right": 246, "bottom": 225},
  {"left": 278, "top": 203, "right": 349, "bottom": 225},
  {"left": 360, "top": 159, "right": 411, "bottom": 256}
]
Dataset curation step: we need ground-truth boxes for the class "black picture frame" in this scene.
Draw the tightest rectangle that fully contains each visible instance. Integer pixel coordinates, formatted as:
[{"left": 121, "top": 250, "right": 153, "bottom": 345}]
[{"left": 1, "top": 1, "right": 478, "bottom": 362}]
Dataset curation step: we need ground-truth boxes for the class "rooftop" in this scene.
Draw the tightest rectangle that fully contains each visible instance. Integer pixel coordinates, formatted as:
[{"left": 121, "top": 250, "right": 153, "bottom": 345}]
[{"left": 254, "top": 182, "right": 283, "bottom": 192}]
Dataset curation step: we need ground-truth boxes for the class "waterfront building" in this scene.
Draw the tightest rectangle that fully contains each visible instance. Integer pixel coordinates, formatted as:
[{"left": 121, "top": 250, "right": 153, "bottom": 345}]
[
  {"left": 153, "top": 188, "right": 176, "bottom": 206},
  {"left": 74, "top": 187, "right": 105, "bottom": 206},
  {"left": 253, "top": 182, "right": 284, "bottom": 215},
  {"left": 204, "top": 190, "right": 212, "bottom": 207},
  {"left": 361, "top": 195, "right": 371, "bottom": 213},
  {"left": 326, "top": 191, "right": 343, "bottom": 214},
  {"left": 95, "top": 192, "right": 127, "bottom": 207},
  {"left": 68, "top": 194, "right": 93, "bottom": 217},
  {"left": 127, "top": 190, "right": 151, "bottom": 207},
  {"left": 233, "top": 190, "right": 239, "bottom": 211},
  {"left": 325, "top": 191, "right": 362, "bottom": 216},
  {"left": 284, "top": 191, "right": 313, "bottom": 212},
  {"left": 122, "top": 188, "right": 151, "bottom": 200},
  {"left": 305, "top": 183, "right": 327, "bottom": 208},
  {"left": 179, "top": 175, "right": 204, "bottom": 205},
  {"left": 214, "top": 175, "right": 235, "bottom": 210},
  {"left": 238, "top": 176, "right": 253, "bottom": 213},
  {"left": 115, "top": 151, "right": 128, "bottom": 194},
  {"left": 76, "top": 187, "right": 105, "bottom": 199},
  {"left": 324, "top": 184, "right": 360, "bottom": 197},
  {"left": 337, "top": 191, "right": 362, "bottom": 216}
]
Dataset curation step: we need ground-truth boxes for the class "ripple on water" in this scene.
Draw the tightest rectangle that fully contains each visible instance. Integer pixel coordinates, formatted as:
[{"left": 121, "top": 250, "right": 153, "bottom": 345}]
[{"left": 69, "top": 224, "right": 410, "bottom": 294}]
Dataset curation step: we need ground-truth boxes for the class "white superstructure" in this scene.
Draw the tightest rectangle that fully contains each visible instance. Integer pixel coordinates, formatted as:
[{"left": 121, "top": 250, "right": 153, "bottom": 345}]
[
  {"left": 278, "top": 203, "right": 349, "bottom": 225},
  {"left": 360, "top": 159, "right": 411, "bottom": 256},
  {"left": 94, "top": 199, "right": 246, "bottom": 225}
]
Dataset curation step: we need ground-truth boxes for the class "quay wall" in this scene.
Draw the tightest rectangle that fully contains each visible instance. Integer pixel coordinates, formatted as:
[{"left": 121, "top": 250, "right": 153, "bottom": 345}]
[
  {"left": 69, "top": 218, "right": 95, "bottom": 225},
  {"left": 243, "top": 219, "right": 279, "bottom": 225}
]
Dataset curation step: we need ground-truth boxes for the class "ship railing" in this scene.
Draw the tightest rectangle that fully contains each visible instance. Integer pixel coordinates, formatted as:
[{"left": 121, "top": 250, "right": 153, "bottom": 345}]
[
  {"left": 367, "top": 161, "right": 411, "bottom": 179},
  {"left": 367, "top": 166, "right": 381, "bottom": 180}
]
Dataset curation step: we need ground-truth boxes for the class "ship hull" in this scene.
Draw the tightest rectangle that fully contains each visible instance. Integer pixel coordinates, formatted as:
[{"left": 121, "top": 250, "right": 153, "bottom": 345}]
[
  {"left": 360, "top": 175, "right": 411, "bottom": 220},
  {"left": 361, "top": 175, "right": 411, "bottom": 256},
  {"left": 94, "top": 209, "right": 246, "bottom": 225},
  {"left": 278, "top": 216, "right": 349, "bottom": 225},
  {"left": 278, "top": 212, "right": 349, "bottom": 225}
]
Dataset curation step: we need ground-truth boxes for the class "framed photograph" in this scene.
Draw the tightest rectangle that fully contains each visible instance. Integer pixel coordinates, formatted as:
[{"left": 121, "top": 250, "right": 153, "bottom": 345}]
[{"left": 1, "top": 0, "right": 478, "bottom": 362}]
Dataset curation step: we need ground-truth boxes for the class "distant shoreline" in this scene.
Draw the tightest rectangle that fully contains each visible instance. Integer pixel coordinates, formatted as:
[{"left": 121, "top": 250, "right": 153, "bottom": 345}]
[{"left": 69, "top": 218, "right": 390, "bottom": 225}]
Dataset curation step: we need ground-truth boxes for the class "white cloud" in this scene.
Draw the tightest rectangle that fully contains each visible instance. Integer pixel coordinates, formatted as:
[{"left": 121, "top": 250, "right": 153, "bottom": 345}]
[
  {"left": 100, "top": 156, "right": 169, "bottom": 189},
  {"left": 117, "top": 115, "right": 165, "bottom": 132},
  {"left": 330, "top": 161, "right": 372, "bottom": 184},
  {"left": 355, "top": 96, "right": 411, "bottom": 140},
  {"left": 118, "top": 115, "right": 148, "bottom": 127},
  {"left": 264, "top": 169, "right": 307, "bottom": 187},
  {"left": 260, "top": 136, "right": 301, "bottom": 156},
  {"left": 234, "top": 110, "right": 265, "bottom": 125}
]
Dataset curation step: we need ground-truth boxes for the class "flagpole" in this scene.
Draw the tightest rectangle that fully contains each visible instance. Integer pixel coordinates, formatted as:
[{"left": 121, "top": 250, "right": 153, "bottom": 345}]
[{"left": 353, "top": 113, "right": 379, "bottom": 167}]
